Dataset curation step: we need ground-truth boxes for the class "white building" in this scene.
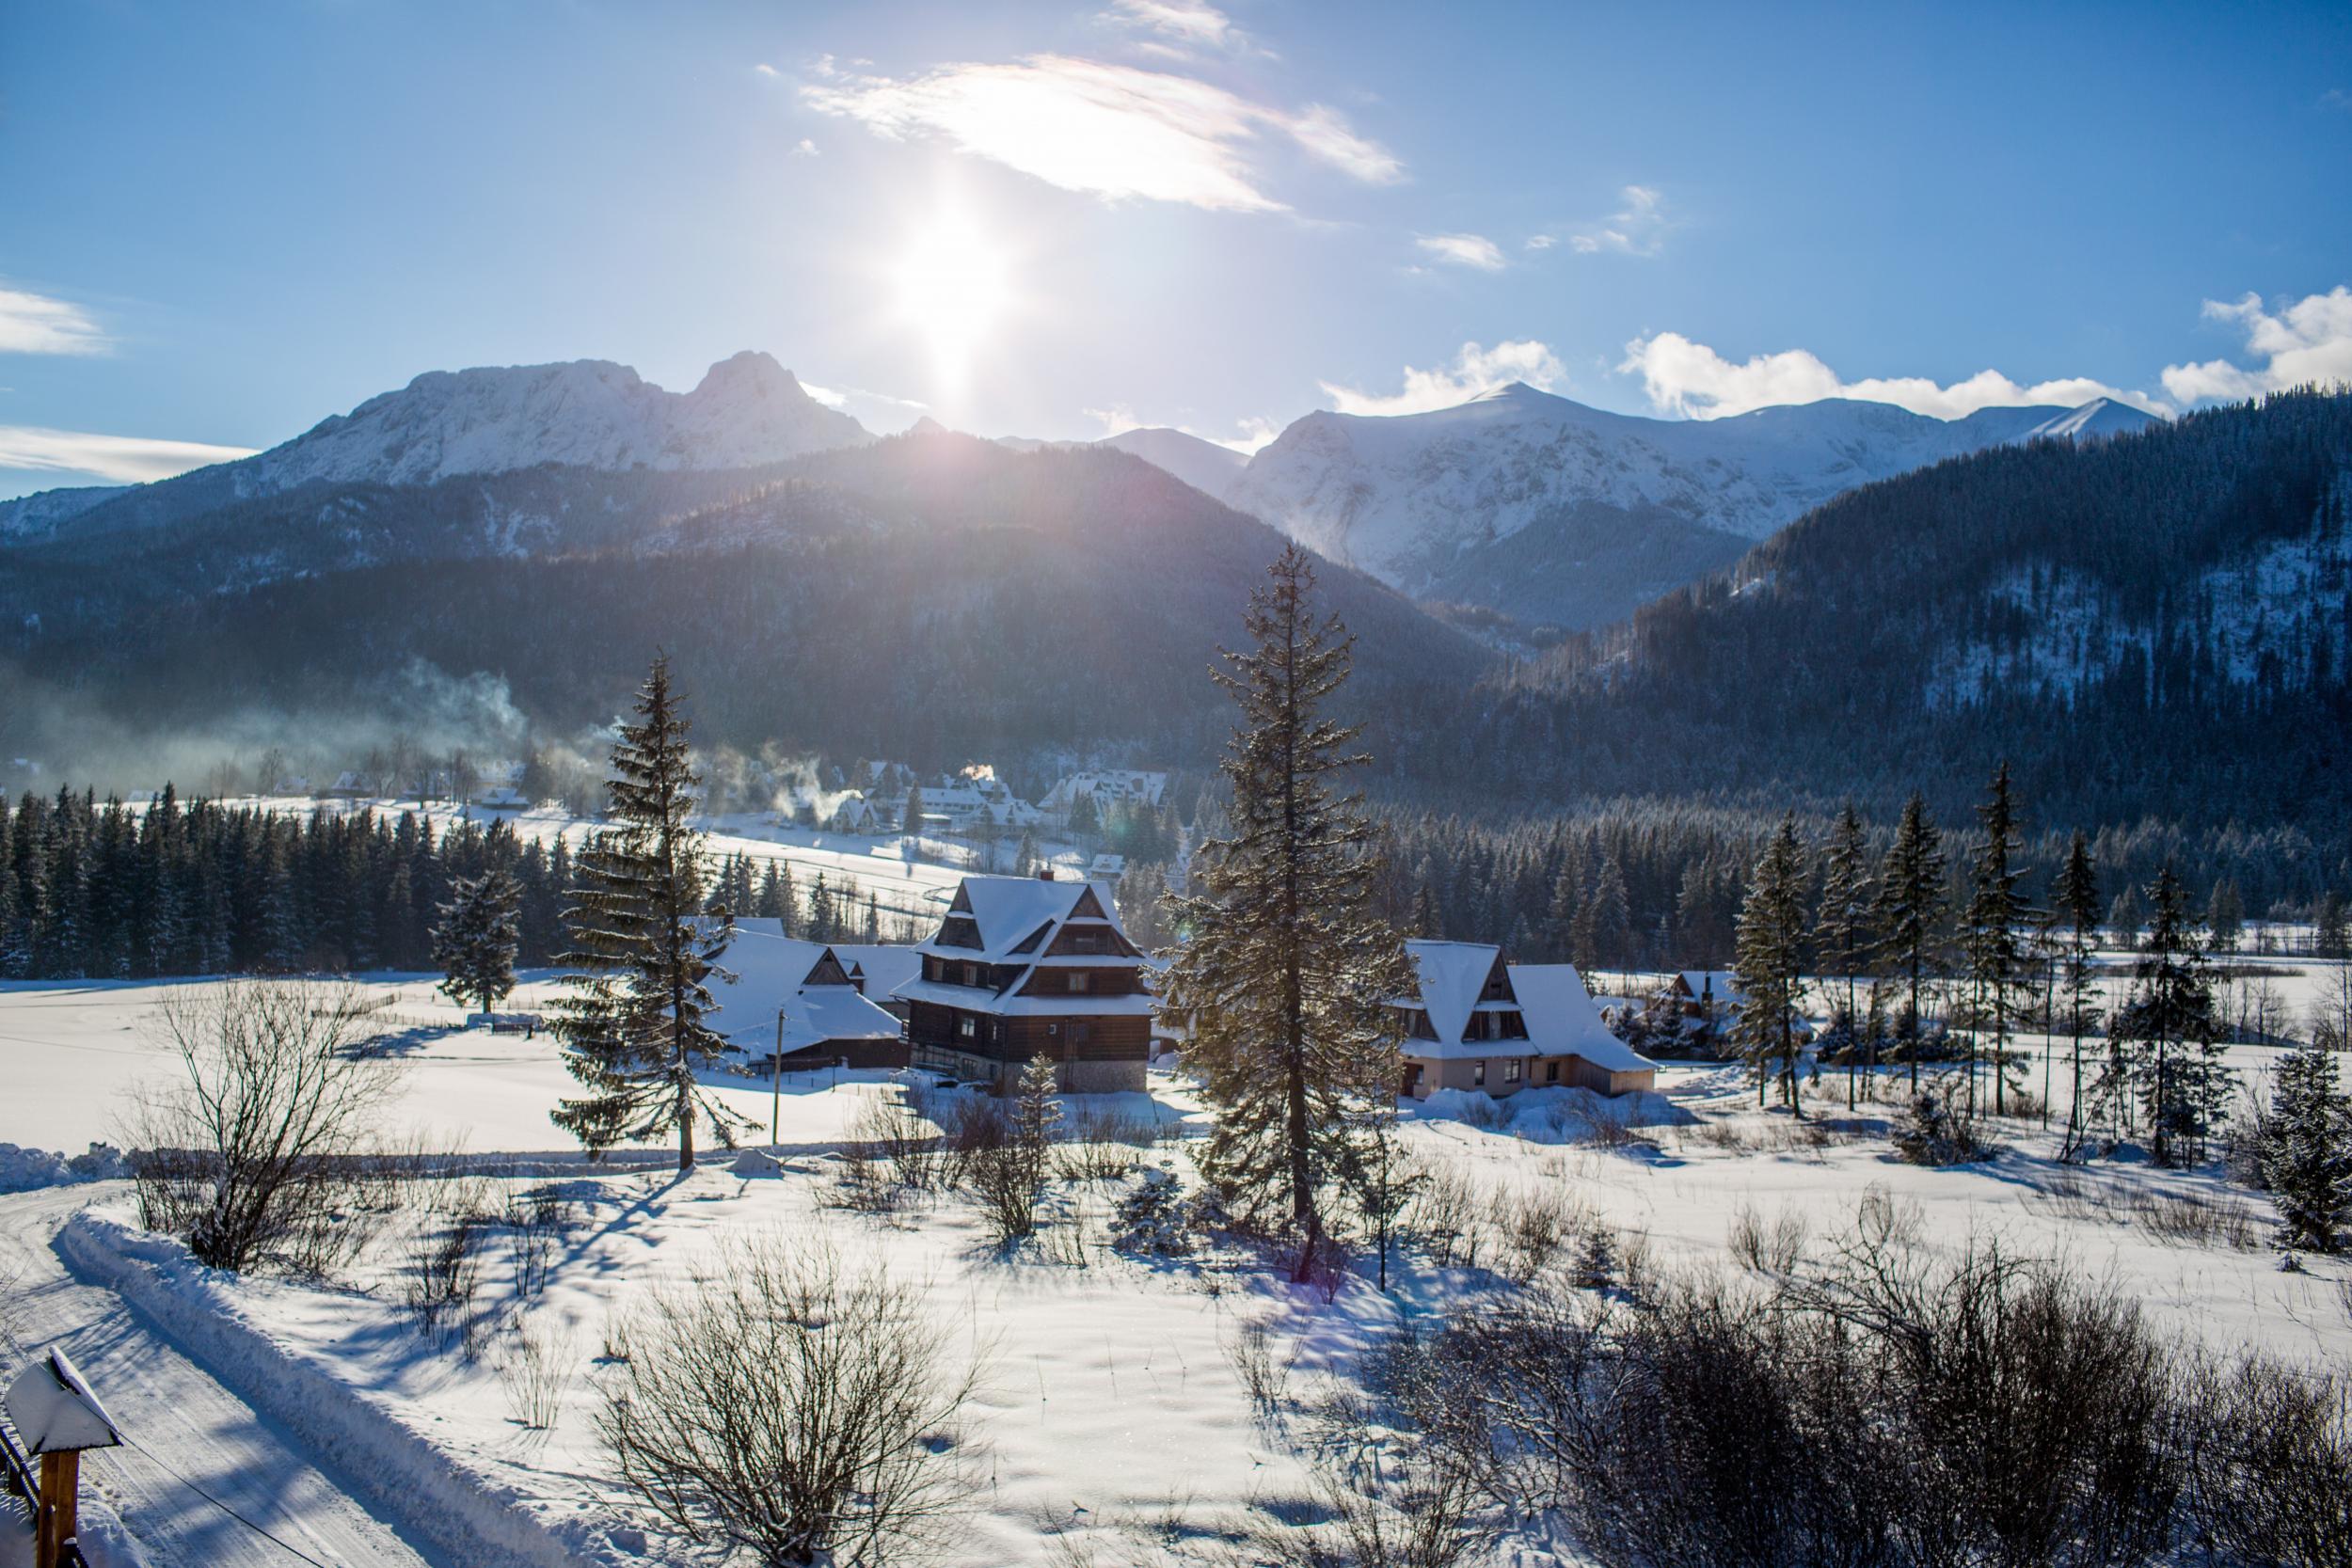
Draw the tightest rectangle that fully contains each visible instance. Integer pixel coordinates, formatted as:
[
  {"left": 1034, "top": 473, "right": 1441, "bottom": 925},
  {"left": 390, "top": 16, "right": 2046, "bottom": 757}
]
[{"left": 1040, "top": 769, "right": 1169, "bottom": 823}]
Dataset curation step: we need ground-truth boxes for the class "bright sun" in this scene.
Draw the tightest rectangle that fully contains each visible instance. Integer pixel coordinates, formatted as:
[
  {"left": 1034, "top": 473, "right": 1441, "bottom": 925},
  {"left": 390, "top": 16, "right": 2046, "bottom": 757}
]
[{"left": 895, "top": 207, "right": 1009, "bottom": 384}]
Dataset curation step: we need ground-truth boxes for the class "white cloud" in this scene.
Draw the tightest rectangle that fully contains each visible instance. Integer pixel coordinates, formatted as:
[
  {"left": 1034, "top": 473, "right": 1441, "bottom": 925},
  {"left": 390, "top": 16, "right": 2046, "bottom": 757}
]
[
  {"left": 2160, "top": 286, "right": 2352, "bottom": 404},
  {"left": 1523, "top": 233, "right": 1557, "bottom": 251},
  {"left": 0, "top": 425, "right": 256, "bottom": 483},
  {"left": 1619, "top": 331, "right": 2169, "bottom": 420},
  {"left": 1086, "top": 403, "right": 1143, "bottom": 436},
  {"left": 1415, "top": 232, "right": 1505, "bottom": 271},
  {"left": 1567, "top": 185, "right": 1670, "bottom": 257},
  {"left": 755, "top": 62, "right": 779, "bottom": 79},
  {"left": 2323, "top": 87, "right": 2351, "bottom": 112},
  {"left": 1320, "top": 340, "right": 1565, "bottom": 417},
  {"left": 0, "top": 286, "right": 108, "bottom": 356},
  {"left": 1214, "top": 415, "right": 1283, "bottom": 454},
  {"left": 801, "top": 55, "right": 1400, "bottom": 212},
  {"left": 1106, "top": 1, "right": 1243, "bottom": 50},
  {"left": 791, "top": 137, "right": 818, "bottom": 157}
]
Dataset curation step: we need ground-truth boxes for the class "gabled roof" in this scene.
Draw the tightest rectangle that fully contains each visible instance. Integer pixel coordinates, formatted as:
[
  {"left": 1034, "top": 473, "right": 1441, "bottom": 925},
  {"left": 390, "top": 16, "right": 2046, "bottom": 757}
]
[
  {"left": 828, "top": 942, "right": 921, "bottom": 999},
  {"left": 922, "top": 876, "right": 1125, "bottom": 962},
  {"left": 709, "top": 920, "right": 903, "bottom": 1050},
  {"left": 898, "top": 875, "right": 1142, "bottom": 1013},
  {"left": 1398, "top": 940, "right": 1509, "bottom": 1046},
  {"left": 1677, "top": 969, "right": 1744, "bottom": 1005},
  {"left": 1507, "top": 963, "right": 1657, "bottom": 1073}
]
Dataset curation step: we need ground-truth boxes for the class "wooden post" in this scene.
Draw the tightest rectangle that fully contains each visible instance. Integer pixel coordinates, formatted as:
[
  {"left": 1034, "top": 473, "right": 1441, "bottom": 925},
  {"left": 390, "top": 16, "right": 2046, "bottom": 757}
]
[{"left": 36, "top": 1449, "right": 76, "bottom": 1568}]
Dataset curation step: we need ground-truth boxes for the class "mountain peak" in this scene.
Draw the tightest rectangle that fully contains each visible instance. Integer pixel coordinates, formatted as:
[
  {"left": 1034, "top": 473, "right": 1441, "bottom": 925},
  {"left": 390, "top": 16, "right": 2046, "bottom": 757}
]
[{"left": 688, "top": 349, "right": 801, "bottom": 403}]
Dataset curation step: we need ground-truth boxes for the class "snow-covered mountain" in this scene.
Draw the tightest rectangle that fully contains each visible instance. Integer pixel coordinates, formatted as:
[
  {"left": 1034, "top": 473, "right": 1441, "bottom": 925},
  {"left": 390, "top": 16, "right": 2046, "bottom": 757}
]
[
  {"left": 1094, "top": 427, "right": 1249, "bottom": 499},
  {"left": 1222, "top": 383, "right": 2156, "bottom": 628},
  {"left": 0, "top": 352, "right": 870, "bottom": 542}
]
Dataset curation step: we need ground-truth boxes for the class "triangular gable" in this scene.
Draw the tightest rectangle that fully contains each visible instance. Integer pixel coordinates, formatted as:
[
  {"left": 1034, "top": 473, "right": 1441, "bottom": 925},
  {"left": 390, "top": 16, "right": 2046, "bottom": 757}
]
[
  {"left": 1009, "top": 921, "right": 1054, "bottom": 955},
  {"left": 948, "top": 884, "right": 973, "bottom": 914},
  {"left": 1481, "top": 952, "right": 1518, "bottom": 1005},
  {"left": 802, "top": 949, "right": 851, "bottom": 987},
  {"left": 1069, "top": 885, "right": 1107, "bottom": 921}
]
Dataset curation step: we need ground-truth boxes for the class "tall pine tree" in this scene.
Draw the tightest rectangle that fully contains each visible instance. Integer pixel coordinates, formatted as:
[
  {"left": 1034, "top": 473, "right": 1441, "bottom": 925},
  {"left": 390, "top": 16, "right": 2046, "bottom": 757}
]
[
  {"left": 2053, "top": 832, "right": 2103, "bottom": 1150},
  {"left": 1960, "top": 761, "right": 2033, "bottom": 1118},
  {"left": 1870, "top": 792, "right": 1947, "bottom": 1088},
  {"left": 1731, "top": 813, "right": 1809, "bottom": 1114},
  {"left": 550, "top": 656, "right": 750, "bottom": 1170},
  {"left": 1160, "top": 546, "right": 1416, "bottom": 1280},
  {"left": 1813, "top": 802, "right": 1873, "bottom": 1108},
  {"left": 2115, "top": 865, "right": 2230, "bottom": 1167}
]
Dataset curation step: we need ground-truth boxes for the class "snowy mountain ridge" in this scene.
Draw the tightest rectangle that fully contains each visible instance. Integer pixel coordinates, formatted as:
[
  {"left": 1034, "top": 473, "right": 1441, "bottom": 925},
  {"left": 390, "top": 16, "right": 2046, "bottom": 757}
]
[
  {"left": 1216, "top": 383, "right": 2156, "bottom": 627},
  {"left": 0, "top": 351, "right": 871, "bottom": 541}
]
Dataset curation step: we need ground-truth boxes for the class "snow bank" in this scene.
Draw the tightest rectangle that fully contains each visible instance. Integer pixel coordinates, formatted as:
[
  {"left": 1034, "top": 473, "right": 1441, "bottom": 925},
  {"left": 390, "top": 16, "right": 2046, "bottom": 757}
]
[
  {"left": 1414, "top": 1085, "right": 1692, "bottom": 1140},
  {"left": 0, "top": 1143, "right": 125, "bottom": 1194},
  {"left": 56, "top": 1211, "right": 630, "bottom": 1568}
]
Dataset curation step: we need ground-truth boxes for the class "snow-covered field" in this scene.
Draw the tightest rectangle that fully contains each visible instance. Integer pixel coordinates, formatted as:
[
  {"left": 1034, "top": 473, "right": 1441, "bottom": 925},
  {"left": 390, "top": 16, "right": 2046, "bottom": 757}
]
[{"left": 3, "top": 974, "right": 2348, "bottom": 1566}]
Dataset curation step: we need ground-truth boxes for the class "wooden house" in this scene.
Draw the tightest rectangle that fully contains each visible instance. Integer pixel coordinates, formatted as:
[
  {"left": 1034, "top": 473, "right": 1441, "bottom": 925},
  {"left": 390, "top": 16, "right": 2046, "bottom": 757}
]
[
  {"left": 893, "top": 871, "right": 1152, "bottom": 1092},
  {"left": 712, "top": 920, "right": 909, "bottom": 1071},
  {"left": 1392, "top": 940, "right": 1657, "bottom": 1100}
]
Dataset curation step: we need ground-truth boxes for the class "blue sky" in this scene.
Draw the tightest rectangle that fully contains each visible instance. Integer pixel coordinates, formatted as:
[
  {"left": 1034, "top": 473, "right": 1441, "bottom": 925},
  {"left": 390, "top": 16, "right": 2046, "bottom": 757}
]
[{"left": 4, "top": 0, "right": 2349, "bottom": 498}]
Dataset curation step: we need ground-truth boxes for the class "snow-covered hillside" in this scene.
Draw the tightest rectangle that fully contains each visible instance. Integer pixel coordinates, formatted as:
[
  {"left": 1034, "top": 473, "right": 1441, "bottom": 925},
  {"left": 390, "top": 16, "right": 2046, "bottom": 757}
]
[
  {"left": 1223, "top": 382, "right": 2154, "bottom": 626},
  {"left": 0, "top": 351, "right": 871, "bottom": 541},
  {"left": 1095, "top": 426, "right": 1249, "bottom": 499}
]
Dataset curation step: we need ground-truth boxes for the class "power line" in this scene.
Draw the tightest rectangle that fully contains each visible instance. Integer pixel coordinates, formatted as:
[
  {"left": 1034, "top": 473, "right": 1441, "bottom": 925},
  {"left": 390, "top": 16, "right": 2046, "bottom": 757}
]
[{"left": 119, "top": 1436, "right": 346, "bottom": 1568}]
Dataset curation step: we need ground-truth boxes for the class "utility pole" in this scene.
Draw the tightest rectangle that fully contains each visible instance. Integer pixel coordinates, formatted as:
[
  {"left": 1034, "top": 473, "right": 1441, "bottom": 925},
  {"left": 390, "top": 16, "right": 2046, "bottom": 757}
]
[{"left": 770, "top": 1006, "right": 787, "bottom": 1149}]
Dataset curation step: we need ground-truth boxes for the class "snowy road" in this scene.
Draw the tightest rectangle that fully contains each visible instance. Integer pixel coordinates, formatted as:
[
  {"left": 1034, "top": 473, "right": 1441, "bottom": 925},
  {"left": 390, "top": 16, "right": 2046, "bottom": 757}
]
[{"left": 0, "top": 1186, "right": 443, "bottom": 1568}]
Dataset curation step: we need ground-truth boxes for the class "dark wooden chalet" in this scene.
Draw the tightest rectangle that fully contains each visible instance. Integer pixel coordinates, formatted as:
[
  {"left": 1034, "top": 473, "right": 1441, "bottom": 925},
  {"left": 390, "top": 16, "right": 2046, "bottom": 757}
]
[{"left": 892, "top": 871, "right": 1153, "bottom": 1092}]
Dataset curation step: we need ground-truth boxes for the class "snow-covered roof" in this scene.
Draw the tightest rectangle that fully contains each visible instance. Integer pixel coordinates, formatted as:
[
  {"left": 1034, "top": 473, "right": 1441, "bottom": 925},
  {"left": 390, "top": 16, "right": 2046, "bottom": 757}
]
[
  {"left": 891, "top": 977, "right": 1154, "bottom": 1017},
  {"left": 5, "top": 1346, "right": 122, "bottom": 1455},
  {"left": 710, "top": 920, "right": 902, "bottom": 1050},
  {"left": 920, "top": 876, "right": 1126, "bottom": 962},
  {"left": 1506, "top": 963, "right": 1657, "bottom": 1073},
  {"left": 828, "top": 942, "right": 921, "bottom": 999},
  {"left": 1397, "top": 940, "right": 1506, "bottom": 1045},
  {"left": 1041, "top": 769, "right": 1169, "bottom": 811},
  {"left": 1677, "top": 970, "right": 1744, "bottom": 1004},
  {"left": 1393, "top": 942, "right": 1654, "bottom": 1072}
]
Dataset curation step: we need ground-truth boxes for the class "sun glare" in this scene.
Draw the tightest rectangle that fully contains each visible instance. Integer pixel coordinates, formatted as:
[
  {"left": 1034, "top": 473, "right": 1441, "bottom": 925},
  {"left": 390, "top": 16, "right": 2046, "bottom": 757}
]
[{"left": 895, "top": 206, "right": 1009, "bottom": 385}]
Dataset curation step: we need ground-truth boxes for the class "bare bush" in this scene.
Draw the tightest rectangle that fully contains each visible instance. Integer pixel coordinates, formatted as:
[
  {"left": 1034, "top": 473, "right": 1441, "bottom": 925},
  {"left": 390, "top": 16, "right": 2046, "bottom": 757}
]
[
  {"left": 2183, "top": 1354, "right": 2352, "bottom": 1566},
  {"left": 1497, "top": 1188, "right": 1583, "bottom": 1285},
  {"left": 599, "top": 1234, "right": 981, "bottom": 1567},
  {"left": 1404, "top": 1166, "right": 1481, "bottom": 1271},
  {"left": 850, "top": 1092, "right": 944, "bottom": 1193},
  {"left": 404, "top": 1207, "right": 486, "bottom": 1349},
  {"left": 1725, "top": 1202, "right": 1808, "bottom": 1276},
  {"left": 1222, "top": 1313, "right": 1295, "bottom": 1424},
  {"left": 497, "top": 1318, "right": 581, "bottom": 1434},
  {"left": 123, "top": 981, "right": 405, "bottom": 1274}
]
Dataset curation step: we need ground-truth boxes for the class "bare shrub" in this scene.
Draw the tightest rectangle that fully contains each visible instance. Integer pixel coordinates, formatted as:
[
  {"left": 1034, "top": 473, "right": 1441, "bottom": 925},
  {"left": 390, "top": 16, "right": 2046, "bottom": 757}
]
[
  {"left": 850, "top": 1092, "right": 944, "bottom": 1193},
  {"left": 405, "top": 1207, "right": 486, "bottom": 1348},
  {"left": 966, "top": 1140, "right": 1043, "bottom": 1245},
  {"left": 497, "top": 1318, "right": 581, "bottom": 1434},
  {"left": 1725, "top": 1202, "right": 1808, "bottom": 1276},
  {"left": 1404, "top": 1166, "right": 1481, "bottom": 1271},
  {"left": 599, "top": 1234, "right": 981, "bottom": 1567},
  {"left": 1441, "top": 1214, "right": 2198, "bottom": 1568},
  {"left": 122, "top": 981, "right": 405, "bottom": 1274},
  {"left": 2183, "top": 1354, "right": 2352, "bottom": 1566},
  {"left": 2125, "top": 1189, "right": 2264, "bottom": 1252},
  {"left": 1454, "top": 1095, "right": 1511, "bottom": 1133},
  {"left": 1222, "top": 1313, "right": 1294, "bottom": 1423},
  {"left": 1890, "top": 1089, "right": 2000, "bottom": 1165},
  {"left": 502, "top": 1186, "right": 577, "bottom": 1301},
  {"left": 1497, "top": 1188, "right": 1583, "bottom": 1285}
]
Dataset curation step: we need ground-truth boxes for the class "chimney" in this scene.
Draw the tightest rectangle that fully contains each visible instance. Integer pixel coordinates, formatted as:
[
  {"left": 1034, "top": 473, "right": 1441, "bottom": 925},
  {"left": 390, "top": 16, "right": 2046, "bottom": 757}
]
[{"left": 1037, "top": 867, "right": 1056, "bottom": 880}]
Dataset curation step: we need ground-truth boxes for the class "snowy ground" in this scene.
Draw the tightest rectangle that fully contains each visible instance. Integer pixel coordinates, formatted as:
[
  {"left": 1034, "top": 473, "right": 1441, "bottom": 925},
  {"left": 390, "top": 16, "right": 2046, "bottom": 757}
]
[{"left": 3, "top": 975, "right": 2349, "bottom": 1566}]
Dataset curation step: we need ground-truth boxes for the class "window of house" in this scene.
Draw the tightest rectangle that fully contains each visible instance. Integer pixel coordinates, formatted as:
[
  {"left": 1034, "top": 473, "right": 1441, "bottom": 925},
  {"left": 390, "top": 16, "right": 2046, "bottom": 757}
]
[
  {"left": 1068, "top": 972, "right": 1091, "bottom": 993},
  {"left": 1503, "top": 1059, "right": 1522, "bottom": 1083},
  {"left": 962, "top": 963, "right": 982, "bottom": 988},
  {"left": 1501, "top": 1011, "right": 1528, "bottom": 1039},
  {"left": 957, "top": 1015, "right": 976, "bottom": 1039},
  {"left": 1472, "top": 1061, "right": 1486, "bottom": 1086},
  {"left": 1546, "top": 1060, "right": 1560, "bottom": 1084}
]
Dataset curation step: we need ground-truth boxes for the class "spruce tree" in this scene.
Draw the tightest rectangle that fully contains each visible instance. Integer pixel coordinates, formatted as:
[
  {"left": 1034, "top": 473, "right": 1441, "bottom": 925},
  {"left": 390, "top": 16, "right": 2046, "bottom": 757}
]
[
  {"left": 2315, "top": 892, "right": 2350, "bottom": 961},
  {"left": 2262, "top": 1044, "right": 2351, "bottom": 1252},
  {"left": 1870, "top": 792, "right": 1947, "bottom": 1087},
  {"left": 1814, "top": 802, "right": 1873, "bottom": 1107},
  {"left": 1731, "top": 813, "right": 1808, "bottom": 1114},
  {"left": 549, "top": 656, "right": 750, "bottom": 1170},
  {"left": 2115, "top": 865, "right": 2230, "bottom": 1167},
  {"left": 433, "top": 867, "right": 522, "bottom": 1018},
  {"left": 1960, "top": 761, "right": 2032, "bottom": 1118},
  {"left": 1160, "top": 546, "right": 1416, "bottom": 1280},
  {"left": 2053, "top": 832, "right": 2103, "bottom": 1150}
]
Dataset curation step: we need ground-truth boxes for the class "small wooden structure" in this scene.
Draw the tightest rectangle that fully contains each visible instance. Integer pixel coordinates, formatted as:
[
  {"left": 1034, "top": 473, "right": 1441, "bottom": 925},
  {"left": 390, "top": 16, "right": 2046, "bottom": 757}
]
[{"left": 5, "top": 1347, "right": 122, "bottom": 1568}]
